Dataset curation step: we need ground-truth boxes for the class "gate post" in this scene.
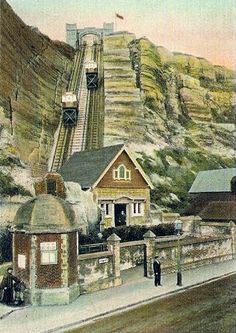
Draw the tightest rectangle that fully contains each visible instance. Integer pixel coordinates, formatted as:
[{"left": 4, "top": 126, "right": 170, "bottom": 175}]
[
  {"left": 230, "top": 221, "right": 236, "bottom": 258},
  {"left": 107, "top": 233, "right": 122, "bottom": 286},
  {"left": 143, "top": 231, "right": 156, "bottom": 278}
]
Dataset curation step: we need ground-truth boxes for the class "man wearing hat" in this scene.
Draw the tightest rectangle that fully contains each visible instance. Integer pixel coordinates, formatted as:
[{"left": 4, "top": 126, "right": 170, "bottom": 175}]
[
  {"left": 0, "top": 267, "right": 20, "bottom": 305},
  {"left": 153, "top": 256, "right": 162, "bottom": 287}
]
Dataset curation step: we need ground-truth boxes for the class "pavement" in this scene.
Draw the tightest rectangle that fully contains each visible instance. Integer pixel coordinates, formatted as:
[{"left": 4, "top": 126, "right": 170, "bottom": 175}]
[{"left": 0, "top": 259, "right": 236, "bottom": 333}]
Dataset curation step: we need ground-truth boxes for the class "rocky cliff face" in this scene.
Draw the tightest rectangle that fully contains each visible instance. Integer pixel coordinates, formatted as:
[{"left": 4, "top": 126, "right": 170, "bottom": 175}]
[
  {"left": 0, "top": 0, "right": 74, "bottom": 193},
  {"left": 103, "top": 34, "right": 235, "bottom": 212},
  {"left": 0, "top": 2, "right": 235, "bottom": 213}
]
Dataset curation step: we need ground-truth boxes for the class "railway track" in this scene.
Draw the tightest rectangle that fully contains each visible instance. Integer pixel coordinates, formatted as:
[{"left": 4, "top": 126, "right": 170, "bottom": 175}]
[
  {"left": 85, "top": 43, "right": 104, "bottom": 150},
  {"left": 50, "top": 48, "right": 85, "bottom": 172},
  {"left": 49, "top": 41, "right": 104, "bottom": 173}
]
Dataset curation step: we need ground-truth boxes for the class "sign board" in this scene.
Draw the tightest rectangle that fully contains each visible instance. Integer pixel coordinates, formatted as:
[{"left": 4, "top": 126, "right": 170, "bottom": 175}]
[
  {"left": 18, "top": 254, "right": 26, "bottom": 269},
  {"left": 99, "top": 258, "right": 109, "bottom": 264},
  {"left": 40, "top": 242, "right": 57, "bottom": 251}
]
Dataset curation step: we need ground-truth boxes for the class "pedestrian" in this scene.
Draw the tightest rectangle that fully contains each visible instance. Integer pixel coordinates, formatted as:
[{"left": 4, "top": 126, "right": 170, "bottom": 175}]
[
  {"left": 153, "top": 256, "right": 162, "bottom": 287},
  {"left": 118, "top": 210, "right": 126, "bottom": 226},
  {"left": 14, "top": 280, "right": 26, "bottom": 305},
  {"left": 0, "top": 267, "right": 20, "bottom": 305}
]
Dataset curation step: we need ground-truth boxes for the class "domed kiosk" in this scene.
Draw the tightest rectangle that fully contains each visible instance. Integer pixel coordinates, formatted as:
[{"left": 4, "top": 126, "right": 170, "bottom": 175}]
[{"left": 13, "top": 194, "right": 80, "bottom": 306}]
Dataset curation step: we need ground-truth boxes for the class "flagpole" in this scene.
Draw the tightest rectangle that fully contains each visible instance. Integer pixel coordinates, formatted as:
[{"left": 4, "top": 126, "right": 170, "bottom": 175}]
[{"left": 115, "top": 12, "right": 117, "bottom": 32}]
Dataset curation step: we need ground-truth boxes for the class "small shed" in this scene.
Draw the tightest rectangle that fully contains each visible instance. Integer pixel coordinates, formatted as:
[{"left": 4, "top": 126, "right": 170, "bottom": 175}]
[
  {"left": 12, "top": 194, "right": 79, "bottom": 305},
  {"left": 187, "top": 168, "right": 236, "bottom": 221}
]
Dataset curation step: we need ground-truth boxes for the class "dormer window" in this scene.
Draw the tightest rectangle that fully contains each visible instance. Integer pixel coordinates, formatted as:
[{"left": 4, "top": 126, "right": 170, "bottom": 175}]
[{"left": 113, "top": 164, "right": 131, "bottom": 180}]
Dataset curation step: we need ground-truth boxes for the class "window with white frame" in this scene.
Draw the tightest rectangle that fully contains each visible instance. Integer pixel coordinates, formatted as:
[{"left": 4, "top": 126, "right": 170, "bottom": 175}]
[
  {"left": 100, "top": 203, "right": 111, "bottom": 217},
  {"left": 40, "top": 242, "right": 58, "bottom": 265},
  {"left": 132, "top": 202, "right": 144, "bottom": 216},
  {"left": 113, "top": 164, "right": 131, "bottom": 180}
]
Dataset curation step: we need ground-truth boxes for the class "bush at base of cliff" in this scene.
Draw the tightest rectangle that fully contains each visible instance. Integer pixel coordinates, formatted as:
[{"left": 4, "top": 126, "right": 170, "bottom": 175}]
[
  {"left": 139, "top": 148, "right": 235, "bottom": 214},
  {"left": 0, "top": 171, "right": 31, "bottom": 196},
  {"left": 102, "top": 224, "right": 175, "bottom": 242},
  {"left": 79, "top": 224, "right": 175, "bottom": 244},
  {"left": 0, "top": 227, "right": 12, "bottom": 264}
]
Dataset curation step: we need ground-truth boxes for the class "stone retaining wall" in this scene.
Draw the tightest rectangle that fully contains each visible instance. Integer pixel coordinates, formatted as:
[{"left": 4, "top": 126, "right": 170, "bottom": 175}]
[
  {"left": 120, "top": 240, "right": 144, "bottom": 270},
  {"left": 78, "top": 251, "right": 114, "bottom": 293},
  {"left": 154, "top": 235, "right": 233, "bottom": 274}
]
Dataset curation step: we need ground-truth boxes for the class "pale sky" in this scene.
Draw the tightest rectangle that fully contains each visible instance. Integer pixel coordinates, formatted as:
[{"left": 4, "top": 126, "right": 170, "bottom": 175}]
[{"left": 8, "top": 0, "right": 236, "bottom": 69}]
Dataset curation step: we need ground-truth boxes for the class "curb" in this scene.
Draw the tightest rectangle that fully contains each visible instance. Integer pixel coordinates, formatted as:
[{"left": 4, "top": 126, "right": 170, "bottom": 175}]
[
  {"left": 42, "top": 270, "right": 236, "bottom": 333},
  {"left": 0, "top": 305, "right": 29, "bottom": 320}
]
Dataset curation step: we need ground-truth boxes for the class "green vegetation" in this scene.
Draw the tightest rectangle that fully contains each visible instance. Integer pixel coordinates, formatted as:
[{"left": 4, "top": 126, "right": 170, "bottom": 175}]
[
  {"left": 79, "top": 224, "right": 175, "bottom": 244},
  {"left": 0, "top": 171, "right": 31, "bottom": 196},
  {"left": 138, "top": 148, "right": 235, "bottom": 213},
  {"left": 102, "top": 224, "right": 175, "bottom": 242},
  {"left": 0, "top": 154, "right": 22, "bottom": 167},
  {"left": 0, "top": 227, "right": 12, "bottom": 264}
]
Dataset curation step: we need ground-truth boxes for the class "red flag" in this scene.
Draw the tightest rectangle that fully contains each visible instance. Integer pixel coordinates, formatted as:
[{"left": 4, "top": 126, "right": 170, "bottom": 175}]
[{"left": 116, "top": 13, "right": 124, "bottom": 20}]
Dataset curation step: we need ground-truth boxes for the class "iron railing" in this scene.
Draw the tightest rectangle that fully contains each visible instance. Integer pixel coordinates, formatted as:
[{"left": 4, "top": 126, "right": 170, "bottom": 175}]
[{"left": 79, "top": 242, "right": 107, "bottom": 254}]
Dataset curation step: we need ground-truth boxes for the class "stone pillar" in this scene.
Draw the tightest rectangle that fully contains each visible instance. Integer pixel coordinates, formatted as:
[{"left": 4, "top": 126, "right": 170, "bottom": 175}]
[
  {"left": 12, "top": 233, "right": 16, "bottom": 273},
  {"left": 30, "top": 235, "right": 37, "bottom": 305},
  {"left": 143, "top": 230, "right": 156, "bottom": 278},
  {"left": 107, "top": 233, "right": 122, "bottom": 286},
  {"left": 230, "top": 221, "right": 236, "bottom": 258},
  {"left": 61, "top": 234, "right": 69, "bottom": 287},
  {"left": 192, "top": 216, "right": 202, "bottom": 236}
]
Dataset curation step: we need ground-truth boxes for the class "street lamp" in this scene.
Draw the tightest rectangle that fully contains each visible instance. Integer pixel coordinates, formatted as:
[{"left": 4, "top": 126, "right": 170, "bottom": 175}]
[{"left": 175, "top": 219, "right": 183, "bottom": 286}]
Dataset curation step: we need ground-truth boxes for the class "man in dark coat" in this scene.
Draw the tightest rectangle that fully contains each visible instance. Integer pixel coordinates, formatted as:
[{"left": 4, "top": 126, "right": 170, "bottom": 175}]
[
  {"left": 153, "top": 256, "right": 162, "bottom": 286},
  {"left": 0, "top": 267, "right": 20, "bottom": 305},
  {"left": 118, "top": 210, "right": 126, "bottom": 226}
]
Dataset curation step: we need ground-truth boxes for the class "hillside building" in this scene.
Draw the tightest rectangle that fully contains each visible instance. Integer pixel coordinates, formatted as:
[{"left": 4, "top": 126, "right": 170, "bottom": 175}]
[
  {"left": 187, "top": 168, "right": 236, "bottom": 222},
  {"left": 59, "top": 144, "right": 153, "bottom": 229},
  {"left": 66, "top": 22, "right": 114, "bottom": 48}
]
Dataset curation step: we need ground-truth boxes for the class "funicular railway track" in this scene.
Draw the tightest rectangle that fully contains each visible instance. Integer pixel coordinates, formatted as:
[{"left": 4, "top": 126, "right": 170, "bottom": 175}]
[
  {"left": 49, "top": 36, "right": 104, "bottom": 172},
  {"left": 50, "top": 48, "right": 85, "bottom": 172},
  {"left": 70, "top": 45, "right": 94, "bottom": 154},
  {"left": 50, "top": 41, "right": 104, "bottom": 172},
  {"left": 85, "top": 43, "right": 104, "bottom": 150}
]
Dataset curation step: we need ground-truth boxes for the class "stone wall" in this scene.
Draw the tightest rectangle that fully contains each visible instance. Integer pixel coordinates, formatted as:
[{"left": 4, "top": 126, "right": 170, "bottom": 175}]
[
  {"left": 155, "top": 235, "right": 233, "bottom": 274},
  {"left": 120, "top": 241, "right": 144, "bottom": 270},
  {"left": 1, "top": 225, "right": 236, "bottom": 300},
  {"left": 78, "top": 251, "right": 114, "bottom": 293},
  {"left": 199, "top": 222, "right": 231, "bottom": 236}
]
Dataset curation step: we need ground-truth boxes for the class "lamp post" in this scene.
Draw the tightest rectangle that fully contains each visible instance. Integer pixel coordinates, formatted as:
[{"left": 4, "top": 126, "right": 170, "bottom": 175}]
[{"left": 175, "top": 219, "right": 183, "bottom": 286}]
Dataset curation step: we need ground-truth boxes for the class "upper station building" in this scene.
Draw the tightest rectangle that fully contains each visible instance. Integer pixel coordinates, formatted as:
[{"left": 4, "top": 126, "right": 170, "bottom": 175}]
[
  {"left": 59, "top": 144, "right": 153, "bottom": 228},
  {"left": 66, "top": 22, "right": 114, "bottom": 48}
]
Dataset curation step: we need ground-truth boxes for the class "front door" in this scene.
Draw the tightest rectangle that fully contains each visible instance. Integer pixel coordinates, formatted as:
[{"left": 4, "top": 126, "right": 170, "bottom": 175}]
[{"left": 115, "top": 204, "right": 127, "bottom": 227}]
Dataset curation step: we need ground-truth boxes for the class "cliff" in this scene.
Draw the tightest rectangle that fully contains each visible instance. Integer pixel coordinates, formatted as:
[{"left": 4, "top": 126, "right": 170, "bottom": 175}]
[
  {"left": 0, "top": 0, "right": 74, "bottom": 195},
  {"left": 0, "top": 2, "right": 235, "bottom": 213},
  {"left": 103, "top": 34, "right": 235, "bottom": 212}
]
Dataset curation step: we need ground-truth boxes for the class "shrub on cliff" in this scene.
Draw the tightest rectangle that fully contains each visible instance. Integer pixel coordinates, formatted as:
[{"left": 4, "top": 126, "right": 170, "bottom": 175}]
[
  {"left": 0, "top": 227, "right": 12, "bottom": 264},
  {"left": 0, "top": 171, "right": 31, "bottom": 196}
]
